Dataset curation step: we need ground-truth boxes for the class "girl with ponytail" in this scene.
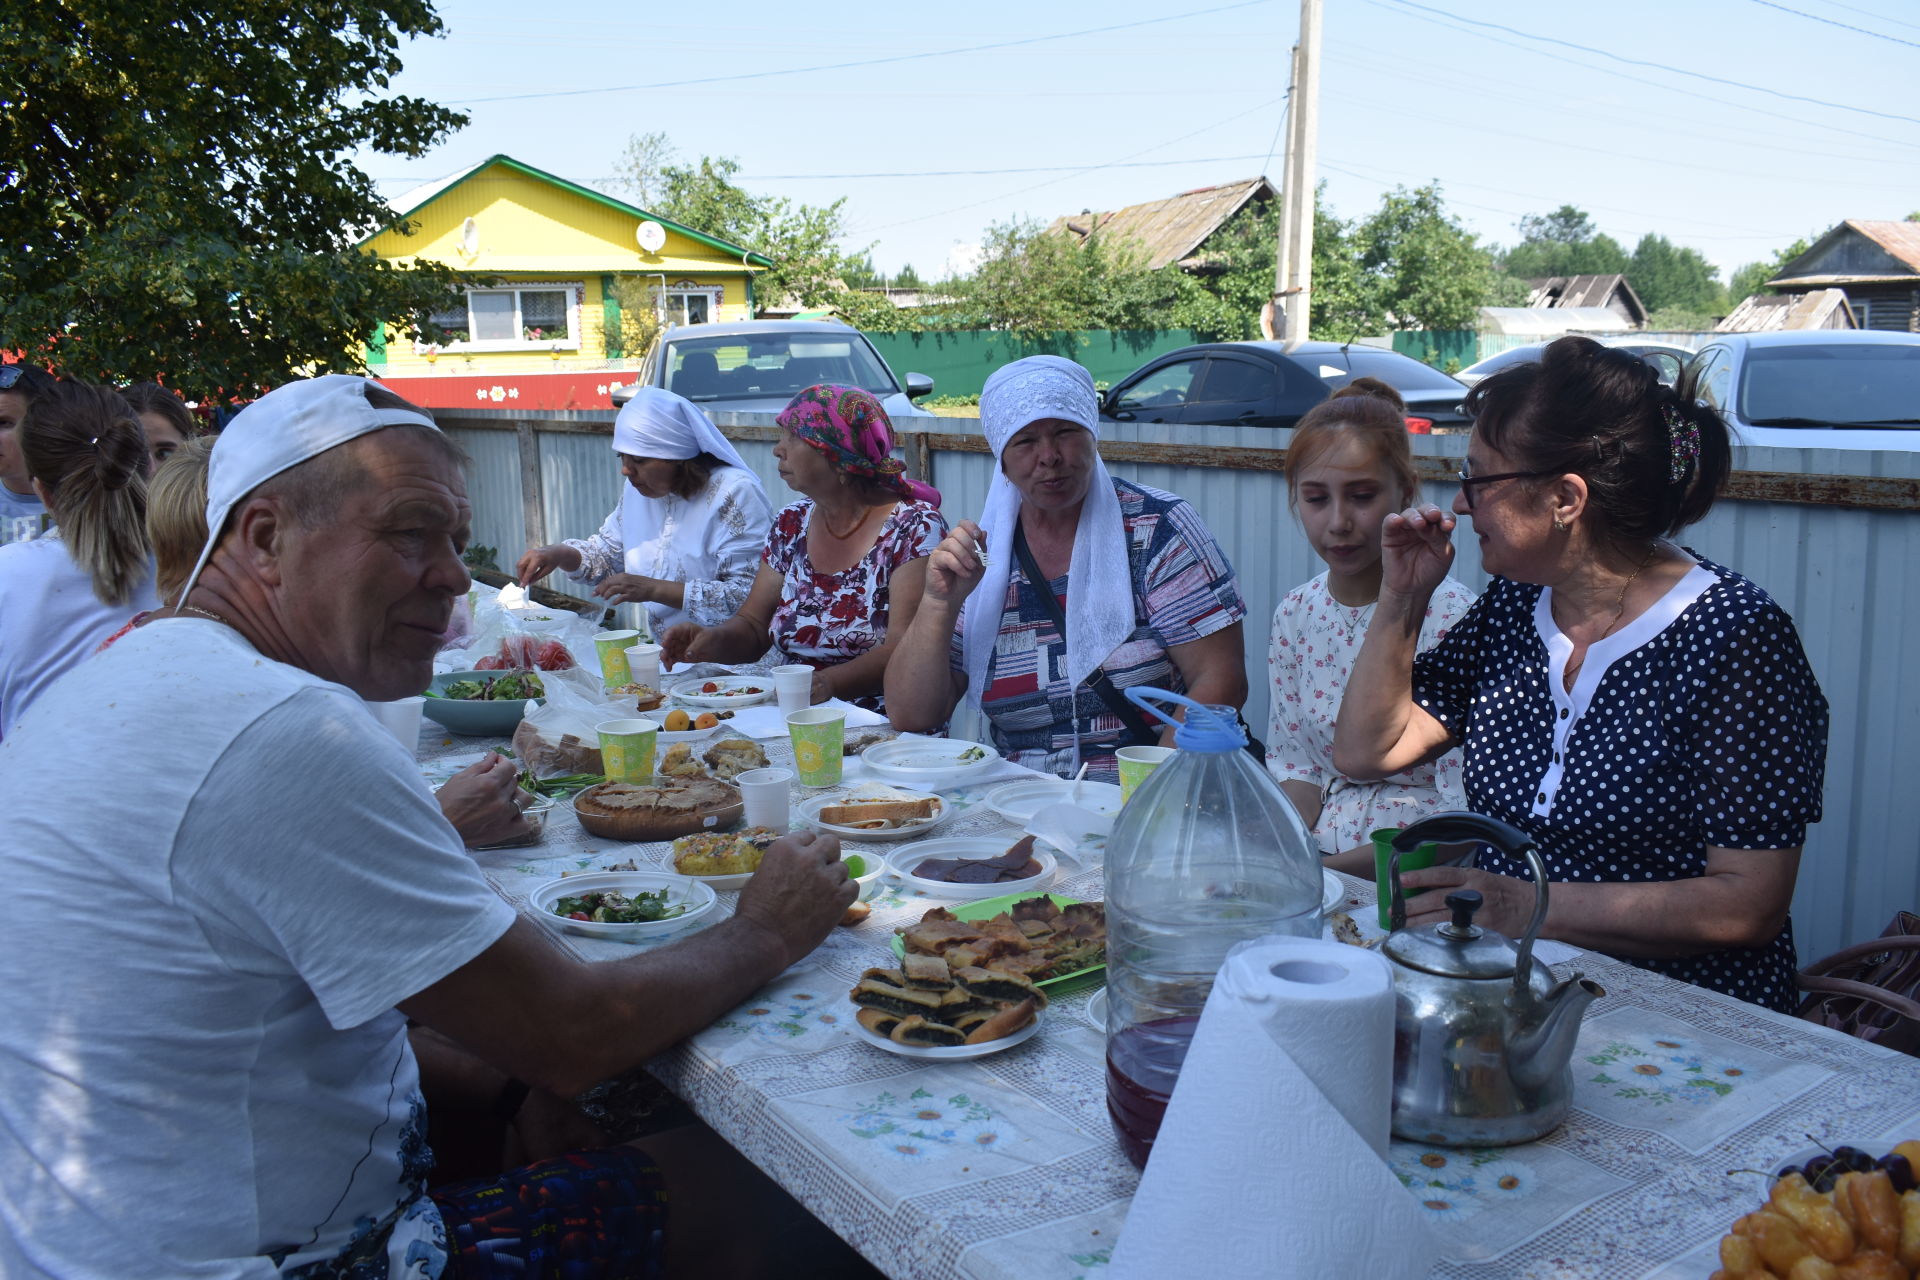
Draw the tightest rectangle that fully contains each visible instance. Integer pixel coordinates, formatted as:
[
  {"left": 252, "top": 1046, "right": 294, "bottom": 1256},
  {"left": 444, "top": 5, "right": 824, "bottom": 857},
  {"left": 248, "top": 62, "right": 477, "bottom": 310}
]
[{"left": 0, "top": 382, "right": 159, "bottom": 735}]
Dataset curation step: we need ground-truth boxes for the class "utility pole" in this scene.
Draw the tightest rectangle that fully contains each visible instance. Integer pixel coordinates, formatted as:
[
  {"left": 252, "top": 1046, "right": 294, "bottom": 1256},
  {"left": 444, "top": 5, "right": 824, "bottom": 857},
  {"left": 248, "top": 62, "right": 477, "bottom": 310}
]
[{"left": 1273, "top": 0, "right": 1323, "bottom": 348}]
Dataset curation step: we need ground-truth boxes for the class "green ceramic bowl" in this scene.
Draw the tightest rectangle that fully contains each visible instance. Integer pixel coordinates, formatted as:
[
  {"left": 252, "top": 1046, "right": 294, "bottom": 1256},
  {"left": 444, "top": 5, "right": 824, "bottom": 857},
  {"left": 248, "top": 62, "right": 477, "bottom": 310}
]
[{"left": 421, "top": 670, "right": 543, "bottom": 737}]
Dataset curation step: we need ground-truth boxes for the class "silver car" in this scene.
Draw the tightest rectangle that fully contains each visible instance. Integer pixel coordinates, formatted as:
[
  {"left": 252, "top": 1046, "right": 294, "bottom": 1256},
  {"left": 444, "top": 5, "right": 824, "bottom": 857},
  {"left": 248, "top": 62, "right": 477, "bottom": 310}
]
[
  {"left": 1682, "top": 331, "right": 1920, "bottom": 451},
  {"left": 612, "top": 320, "right": 934, "bottom": 420}
]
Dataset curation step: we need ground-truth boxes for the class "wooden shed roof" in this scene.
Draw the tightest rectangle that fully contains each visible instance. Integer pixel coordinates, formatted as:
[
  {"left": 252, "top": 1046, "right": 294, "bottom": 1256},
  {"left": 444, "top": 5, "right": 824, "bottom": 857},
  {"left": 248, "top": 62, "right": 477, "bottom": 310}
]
[
  {"left": 1047, "top": 178, "right": 1275, "bottom": 271},
  {"left": 1771, "top": 219, "right": 1920, "bottom": 287},
  {"left": 1715, "top": 289, "right": 1856, "bottom": 332},
  {"left": 1524, "top": 274, "right": 1649, "bottom": 324}
]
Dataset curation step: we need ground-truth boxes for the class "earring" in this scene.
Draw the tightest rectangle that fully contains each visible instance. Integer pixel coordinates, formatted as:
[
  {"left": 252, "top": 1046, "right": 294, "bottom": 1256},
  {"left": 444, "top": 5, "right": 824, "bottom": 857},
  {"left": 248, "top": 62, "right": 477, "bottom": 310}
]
[{"left": 1553, "top": 517, "right": 1567, "bottom": 532}]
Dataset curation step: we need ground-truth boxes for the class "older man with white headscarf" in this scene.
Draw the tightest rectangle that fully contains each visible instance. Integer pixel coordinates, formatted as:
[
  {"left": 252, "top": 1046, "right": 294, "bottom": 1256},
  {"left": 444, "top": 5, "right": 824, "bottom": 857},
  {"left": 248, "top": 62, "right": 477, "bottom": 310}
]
[
  {"left": 885, "top": 355, "right": 1251, "bottom": 781},
  {"left": 515, "top": 386, "right": 772, "bottom": 636}
]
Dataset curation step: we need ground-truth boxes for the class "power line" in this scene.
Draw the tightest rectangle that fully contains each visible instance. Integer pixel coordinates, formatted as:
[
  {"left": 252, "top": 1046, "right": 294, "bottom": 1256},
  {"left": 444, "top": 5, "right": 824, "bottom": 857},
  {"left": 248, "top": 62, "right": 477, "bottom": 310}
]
[
  {"left": 445, "top": 0, "right": 1276, "bottom": 106},
  {"left": 1382, "top": 0, "right": 1920, "bottom": 127},
  {"left": 1807, "top": 0, "right": 1920, "bottom": 35},
  {"left": 1747, "top": 0, "right": 1920, "bottom": 45},
  {"left": 1366, "top": 0, "right": 1920, "bottom": 152},
  {"left": 740, "top": 154, "right": 1276, "bottom": 181},
  {"left": 845, "top": 97, "right": 1286, "bottom": 237}
]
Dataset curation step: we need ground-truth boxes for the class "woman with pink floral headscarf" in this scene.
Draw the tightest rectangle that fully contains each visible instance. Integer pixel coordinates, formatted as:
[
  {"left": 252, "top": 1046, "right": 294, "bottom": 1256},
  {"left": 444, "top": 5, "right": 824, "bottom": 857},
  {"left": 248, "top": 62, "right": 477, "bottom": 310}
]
[{"left": 659, "top": 384, "right": 947, "bottom": 709}]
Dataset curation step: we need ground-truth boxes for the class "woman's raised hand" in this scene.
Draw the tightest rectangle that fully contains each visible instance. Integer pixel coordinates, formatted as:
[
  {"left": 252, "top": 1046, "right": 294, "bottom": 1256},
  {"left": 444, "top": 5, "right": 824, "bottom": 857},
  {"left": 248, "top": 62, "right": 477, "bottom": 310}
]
[
  {"left": 923, "top": 519, "right": 989, "bottom": 606},
  {"left": 515, "top": 544, "right": 581, "bottom": 587},
  {"left": 1380, "top": 503, "right": 1456, "bottom": 600}
]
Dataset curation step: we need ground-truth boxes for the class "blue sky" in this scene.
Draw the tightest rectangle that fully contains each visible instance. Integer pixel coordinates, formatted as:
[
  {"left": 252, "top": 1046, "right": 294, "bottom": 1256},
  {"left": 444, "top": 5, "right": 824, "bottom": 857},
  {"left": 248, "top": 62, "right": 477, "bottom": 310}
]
[{"left": 358, "top": 0, "right": 1920, "bottom": 282}]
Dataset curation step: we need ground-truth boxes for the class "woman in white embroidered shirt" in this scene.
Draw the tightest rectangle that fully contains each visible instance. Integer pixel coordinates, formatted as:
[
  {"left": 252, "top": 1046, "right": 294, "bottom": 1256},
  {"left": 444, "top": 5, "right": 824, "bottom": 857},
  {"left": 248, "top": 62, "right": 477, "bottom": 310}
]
[
  {"left": 1334, "top": 337, "right": 1827, "bottom": 1011},
  {"left": 514, "top": 388, "right": 772, "bottom": 636}
]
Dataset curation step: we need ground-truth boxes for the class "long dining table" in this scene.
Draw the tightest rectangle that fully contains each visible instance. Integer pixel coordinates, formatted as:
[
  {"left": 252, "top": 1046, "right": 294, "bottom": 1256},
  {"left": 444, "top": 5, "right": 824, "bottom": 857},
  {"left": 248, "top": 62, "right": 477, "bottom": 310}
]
[{"left": 419, "top": 703, "right": 1920, "bottom": 1280}]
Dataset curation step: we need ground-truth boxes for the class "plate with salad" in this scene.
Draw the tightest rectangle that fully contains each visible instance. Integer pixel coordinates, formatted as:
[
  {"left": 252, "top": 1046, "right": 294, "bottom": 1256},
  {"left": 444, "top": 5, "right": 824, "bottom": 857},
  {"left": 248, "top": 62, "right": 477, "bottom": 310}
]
[{"left": 528, "top": 870, "right": 718, "bottom": 945}]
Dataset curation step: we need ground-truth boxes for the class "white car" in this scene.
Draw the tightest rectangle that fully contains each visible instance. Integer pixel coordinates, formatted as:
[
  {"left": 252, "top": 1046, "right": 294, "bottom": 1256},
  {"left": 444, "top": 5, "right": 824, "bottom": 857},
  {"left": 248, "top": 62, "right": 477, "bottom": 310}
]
[
  {"left": 611, "top": 320, "right": 933, "bottom": 421},
  {"left": 1682, "top": 331, "right": 1920, "bottom": 451}
]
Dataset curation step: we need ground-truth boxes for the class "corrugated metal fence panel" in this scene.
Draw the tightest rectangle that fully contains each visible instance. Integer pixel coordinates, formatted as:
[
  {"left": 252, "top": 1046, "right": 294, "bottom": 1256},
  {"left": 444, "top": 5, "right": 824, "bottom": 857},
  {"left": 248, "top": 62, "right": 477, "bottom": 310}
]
[
  {"left": 441, "top": 409, "right": 1920, "bottom": 963},
  {"left": 442, "top": 424, "right": 522, "bottom": 575}
]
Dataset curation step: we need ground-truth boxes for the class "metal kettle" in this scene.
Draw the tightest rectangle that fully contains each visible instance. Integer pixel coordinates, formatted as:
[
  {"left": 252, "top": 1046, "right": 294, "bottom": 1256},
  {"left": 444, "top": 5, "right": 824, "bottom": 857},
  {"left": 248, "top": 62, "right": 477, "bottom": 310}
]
[{"left": 1381, "top": 811, "right": 1606, "bottom": 1147}]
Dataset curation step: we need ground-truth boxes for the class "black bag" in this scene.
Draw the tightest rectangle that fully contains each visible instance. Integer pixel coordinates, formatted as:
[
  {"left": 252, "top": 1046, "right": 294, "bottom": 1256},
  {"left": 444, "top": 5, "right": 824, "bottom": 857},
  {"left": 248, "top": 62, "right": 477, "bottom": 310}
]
[
  {"left": 1795, "top": 912, "right": 1920, "bottom": 1058},
  {"left": 1010, "top": 524, "right": 1265, "bottom": 762}
]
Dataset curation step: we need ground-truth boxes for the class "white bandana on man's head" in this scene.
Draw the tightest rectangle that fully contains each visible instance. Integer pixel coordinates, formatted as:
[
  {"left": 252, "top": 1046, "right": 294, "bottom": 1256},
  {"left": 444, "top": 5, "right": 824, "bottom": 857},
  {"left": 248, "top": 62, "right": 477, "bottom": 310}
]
[
  {"left": 178, "top": 375, "right": 440, "bottom": 603},
  {"left": 961, "top": 356, "right": 1133, "bottom": 723}
]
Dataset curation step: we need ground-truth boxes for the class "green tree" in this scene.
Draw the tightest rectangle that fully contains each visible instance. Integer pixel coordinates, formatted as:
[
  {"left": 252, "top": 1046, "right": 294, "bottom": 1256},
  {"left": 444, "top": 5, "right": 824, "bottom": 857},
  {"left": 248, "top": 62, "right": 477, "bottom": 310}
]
[
  {"left": 1, "top": 0, "right": 468, "bottom": 400},
  {"left": 933, "top": 218, "right": 1181, "bottom": 338},
  {"left": 1356, "top": 184, "right": 1502, "bottom": 331},
  {"left": 1727, "top": 238, "right": 1813, "bottom": 302},
  {"left": 894, "top": 263, "right": 924, "bottom": 289},
  {"left": 1499, "top": 205, "right": 1630, "bottom": 280},
  {"left": 1629, "top": 233, "right": 1724, "bottom": 316}
]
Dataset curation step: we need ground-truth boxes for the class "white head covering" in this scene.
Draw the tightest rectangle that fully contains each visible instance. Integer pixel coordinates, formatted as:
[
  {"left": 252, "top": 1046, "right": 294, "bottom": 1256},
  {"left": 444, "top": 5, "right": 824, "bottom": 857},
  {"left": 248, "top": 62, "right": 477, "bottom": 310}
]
[
  {"left": 611, "top": 388, "right": 770, "bottom": 631},
  {"left": 179, "top": 374, "right": 439, "bottom": 602},
  {"left": 961, "top": 356, "right": 1133, "bottom": 716}
]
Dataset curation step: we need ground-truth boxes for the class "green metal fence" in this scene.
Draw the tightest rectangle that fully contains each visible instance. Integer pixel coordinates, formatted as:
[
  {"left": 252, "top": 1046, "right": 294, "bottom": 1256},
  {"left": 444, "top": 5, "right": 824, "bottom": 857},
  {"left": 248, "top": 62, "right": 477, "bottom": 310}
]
[
  {"left": 1388, "top": 330, "right": 1478, "bottom": 373},
  {"left": 868, "top": 328, "right": 1204, "bottom": 398}
]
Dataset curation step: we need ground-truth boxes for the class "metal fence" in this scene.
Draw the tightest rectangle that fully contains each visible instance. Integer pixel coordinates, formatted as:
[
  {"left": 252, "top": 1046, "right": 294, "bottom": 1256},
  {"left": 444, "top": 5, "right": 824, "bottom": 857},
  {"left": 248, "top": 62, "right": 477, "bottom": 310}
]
[{"left": 439, "top": 407, "right": 1920, "bottom": 964}]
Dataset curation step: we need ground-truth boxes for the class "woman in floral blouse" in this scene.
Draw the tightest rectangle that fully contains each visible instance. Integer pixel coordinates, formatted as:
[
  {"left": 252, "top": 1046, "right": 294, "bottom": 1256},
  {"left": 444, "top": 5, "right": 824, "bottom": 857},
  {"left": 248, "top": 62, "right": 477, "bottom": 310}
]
[
  {"left": 515, "top": 388, "right": 772, "bottom": 638},
  {"left": 1269, "top": 378, "right": 1475, "bottom": 868},
  {"left": 659, "top": 385, "right": 947, "bottom": 709}
]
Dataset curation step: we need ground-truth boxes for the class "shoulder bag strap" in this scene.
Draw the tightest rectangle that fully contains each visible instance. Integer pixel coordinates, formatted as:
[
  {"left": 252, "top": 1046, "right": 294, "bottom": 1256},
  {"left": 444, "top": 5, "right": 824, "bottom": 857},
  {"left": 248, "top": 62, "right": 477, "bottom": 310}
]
[{"left": 1011, "top": 521, "right": 1161, "bottom": 749}]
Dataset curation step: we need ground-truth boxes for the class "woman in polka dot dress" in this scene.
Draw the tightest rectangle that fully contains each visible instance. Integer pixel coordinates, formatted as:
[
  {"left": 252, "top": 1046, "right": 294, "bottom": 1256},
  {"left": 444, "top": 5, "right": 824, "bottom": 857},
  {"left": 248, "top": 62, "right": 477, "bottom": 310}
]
[{"left": 1333, "top": 336, "right": 1828, "bottom": 1011}]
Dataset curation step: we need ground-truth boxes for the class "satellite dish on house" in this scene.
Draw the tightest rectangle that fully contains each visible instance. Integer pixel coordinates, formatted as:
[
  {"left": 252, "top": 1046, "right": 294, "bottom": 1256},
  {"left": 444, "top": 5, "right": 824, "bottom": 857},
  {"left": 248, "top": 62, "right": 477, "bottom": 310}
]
[
  {"left": 636, "top": 221, "right": 667, "bottom": 253},
  {"left": 461, "top": 217, "right": 480, "bottom": 256}
]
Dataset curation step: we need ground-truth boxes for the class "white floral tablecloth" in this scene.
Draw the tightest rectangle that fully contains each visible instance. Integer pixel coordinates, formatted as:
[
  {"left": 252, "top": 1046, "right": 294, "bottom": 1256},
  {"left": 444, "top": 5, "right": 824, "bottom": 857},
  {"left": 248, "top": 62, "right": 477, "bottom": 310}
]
[{"left": 418, "top": 722, "right": 1920, "bottom": 1280}]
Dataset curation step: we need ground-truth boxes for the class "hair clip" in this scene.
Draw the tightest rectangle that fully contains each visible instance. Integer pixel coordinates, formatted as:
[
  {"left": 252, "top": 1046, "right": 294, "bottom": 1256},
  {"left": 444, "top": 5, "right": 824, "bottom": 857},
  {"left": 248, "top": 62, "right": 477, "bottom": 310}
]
[{"left": 1663, "top": 406, "right": 1699, "bottom": 484}]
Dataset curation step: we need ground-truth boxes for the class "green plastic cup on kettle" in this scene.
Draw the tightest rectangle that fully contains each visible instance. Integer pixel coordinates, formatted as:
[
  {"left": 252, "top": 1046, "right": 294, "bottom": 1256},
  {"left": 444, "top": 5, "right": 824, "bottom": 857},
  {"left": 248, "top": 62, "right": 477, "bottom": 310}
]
[{"left": 1371, "top": 826, "right": 1441, "bottom": 932}]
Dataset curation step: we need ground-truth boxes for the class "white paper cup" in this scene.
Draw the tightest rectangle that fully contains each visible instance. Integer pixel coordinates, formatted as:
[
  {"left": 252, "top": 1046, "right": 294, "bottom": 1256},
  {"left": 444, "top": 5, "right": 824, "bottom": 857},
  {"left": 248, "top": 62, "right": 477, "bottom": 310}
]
[
  {"left": 735, "top": 766, "right": 794, "bottom": 831},
  {"left": 624, "top": 642, "right": 663, "bottom": 689},
  {"left": 771, "top": 663, "right": 814, "bottom": 714},
  {"left": 367, "top": 696, "right": 425, "bottom": 753}
]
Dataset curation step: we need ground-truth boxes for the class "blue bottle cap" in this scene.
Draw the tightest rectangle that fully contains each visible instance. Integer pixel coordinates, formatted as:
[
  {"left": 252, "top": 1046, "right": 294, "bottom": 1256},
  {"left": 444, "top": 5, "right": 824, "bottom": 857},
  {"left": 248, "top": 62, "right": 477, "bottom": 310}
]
[{"left": 1122, "top": 688, "right": 1244, "bottom": 754}]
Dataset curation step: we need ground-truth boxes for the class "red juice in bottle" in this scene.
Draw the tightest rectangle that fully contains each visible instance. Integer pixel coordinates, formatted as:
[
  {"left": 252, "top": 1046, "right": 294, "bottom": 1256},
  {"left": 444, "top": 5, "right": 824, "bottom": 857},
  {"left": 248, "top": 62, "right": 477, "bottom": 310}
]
[{"left": 1105, "top": 1015, "right": 1200, "bottom": 1169}]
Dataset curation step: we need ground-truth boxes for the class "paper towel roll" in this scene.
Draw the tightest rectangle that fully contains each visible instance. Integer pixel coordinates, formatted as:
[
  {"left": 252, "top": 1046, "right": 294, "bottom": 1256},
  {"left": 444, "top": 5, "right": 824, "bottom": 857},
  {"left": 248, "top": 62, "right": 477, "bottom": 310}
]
[{"left": 1107, "top": 936, "right": 1438, "bottom": 1280}]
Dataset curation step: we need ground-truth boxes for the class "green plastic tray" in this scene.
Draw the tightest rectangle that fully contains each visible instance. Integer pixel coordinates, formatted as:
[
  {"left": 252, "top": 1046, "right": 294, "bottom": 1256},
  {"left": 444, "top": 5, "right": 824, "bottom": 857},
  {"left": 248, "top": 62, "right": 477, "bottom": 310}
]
[{"left": 888, "top": 891, "right": 1105, "bottom": 988}]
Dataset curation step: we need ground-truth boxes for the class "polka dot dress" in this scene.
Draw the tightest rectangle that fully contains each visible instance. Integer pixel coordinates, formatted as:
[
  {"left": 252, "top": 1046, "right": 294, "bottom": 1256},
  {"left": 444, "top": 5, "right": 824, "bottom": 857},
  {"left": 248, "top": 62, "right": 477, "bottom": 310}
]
[{"left": 1412, "top": 553, "right": 1829, "bottom": 1012}]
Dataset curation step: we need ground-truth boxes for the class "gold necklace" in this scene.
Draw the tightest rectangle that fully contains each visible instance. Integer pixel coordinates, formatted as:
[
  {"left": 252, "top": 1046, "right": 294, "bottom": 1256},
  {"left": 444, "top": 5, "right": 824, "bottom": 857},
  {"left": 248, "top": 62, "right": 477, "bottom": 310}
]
[
  {"left": 1564, "top": 545, "right": 1658, "bottom": 684},
  {"left": 818, "top": 504, "right": 878, "bottom": 540},
  {"left": 173, "top": 602, "right": 232, "bottom": 627}
]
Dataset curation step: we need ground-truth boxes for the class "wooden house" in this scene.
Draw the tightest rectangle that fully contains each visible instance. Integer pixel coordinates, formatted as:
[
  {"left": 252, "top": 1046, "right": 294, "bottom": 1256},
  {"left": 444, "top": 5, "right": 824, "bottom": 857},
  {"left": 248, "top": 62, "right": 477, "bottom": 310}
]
[
  {"left": 1769, "top": 220, "right": 1920, "bottom": 332},
  {"left": 1047, "top": 178, "right": 1275, "bottom": 272},
  {"left": 362, "top": 154, "right": 771, "bottom": 410}
]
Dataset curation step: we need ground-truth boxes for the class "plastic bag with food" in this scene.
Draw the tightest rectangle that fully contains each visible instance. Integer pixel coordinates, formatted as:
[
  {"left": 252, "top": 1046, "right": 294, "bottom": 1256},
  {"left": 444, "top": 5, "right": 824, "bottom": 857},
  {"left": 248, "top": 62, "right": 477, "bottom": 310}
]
[{"left": 511, "top": 664, "right": 618, "bottom": 777}]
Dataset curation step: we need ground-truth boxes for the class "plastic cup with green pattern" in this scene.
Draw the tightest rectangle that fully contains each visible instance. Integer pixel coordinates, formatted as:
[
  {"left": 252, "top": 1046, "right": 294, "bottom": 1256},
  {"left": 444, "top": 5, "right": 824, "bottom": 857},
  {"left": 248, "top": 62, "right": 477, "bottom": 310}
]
[
  {"left": 596, "top": 718, "right": 658, "bottom": 783},
  {"left": 592, "top": 629, "right": 642, "bottom": 688},
  {"left": 1116, "top": 745, "right": 1175, "bottom": 802},
  {"left": 785, "top": 707, "right": 846, "bottom": 787}
]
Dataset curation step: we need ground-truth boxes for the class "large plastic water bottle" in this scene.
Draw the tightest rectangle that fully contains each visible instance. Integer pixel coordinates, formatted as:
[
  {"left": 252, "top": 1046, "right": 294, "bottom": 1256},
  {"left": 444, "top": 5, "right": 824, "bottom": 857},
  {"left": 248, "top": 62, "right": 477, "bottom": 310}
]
[{"left": 1103, "top": 688, "right": 1323, "bottom": 1169}]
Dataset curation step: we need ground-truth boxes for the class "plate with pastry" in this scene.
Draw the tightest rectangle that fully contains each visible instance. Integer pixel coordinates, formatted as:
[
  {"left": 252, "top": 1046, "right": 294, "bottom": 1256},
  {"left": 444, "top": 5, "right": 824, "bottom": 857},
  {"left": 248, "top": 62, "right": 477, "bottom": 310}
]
[
  {"left": 669, "top": 826, "right": 783, "bottom": 889},
  {"left": 672, "top": 677, "right": 772, "bottom": 708},
  {"left": 845, "top": 964, "right": 1045, "bottom": 1059},
  {"left": 799, "top": 788, "right": 949, "bottom": 842},
  {"left": 888, "top": 894, "right": 1106, "bottom": 988},
  {"left": 570, "top": 777, "right": 743, "bottom": 842}
]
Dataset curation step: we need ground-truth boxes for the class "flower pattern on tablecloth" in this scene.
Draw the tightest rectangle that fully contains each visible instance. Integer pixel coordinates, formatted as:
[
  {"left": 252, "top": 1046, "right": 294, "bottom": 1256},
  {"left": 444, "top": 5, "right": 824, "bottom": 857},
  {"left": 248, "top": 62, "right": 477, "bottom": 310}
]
[
  {"left": 1584, "top": 1037, "right": 1747, "bottom": 1106},
  {"left": 844, "top": 1087, "right": 1007, "bottom": 1164},
  {"left": 712, "top": 988, "right": 844, "bottom": 1045},
  {"left": 1391, "top": 1147, "right": 1540, "bottom": 1224}
]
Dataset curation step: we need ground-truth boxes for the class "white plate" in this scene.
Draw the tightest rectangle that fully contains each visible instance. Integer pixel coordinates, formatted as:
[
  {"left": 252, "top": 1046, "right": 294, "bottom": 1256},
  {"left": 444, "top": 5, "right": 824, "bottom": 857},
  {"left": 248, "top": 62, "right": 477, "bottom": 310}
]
[
  {"left": 861, "top": 737, "right": 1000, "bottom": 789},
  {"left": 799, "top": 790, "right": 950, "bottom": 842},
  {"left": 530, "top": 870, "right": 718, "bottom": 944},
  {"left": 845, "top": 998, "right": 1044, "bottom": 1059},
  {"left": 986, "top": 778, "right": 1123, "bottom": 827},
  {"left": 885, "top": 838, "right": 1057, "bottom": 901},
  {"left": 1323, "top": 868, "right": 1347, "bottom": 915},
  {"left": 1085, "top": 987, "right": 1110, "bottom": 1033},
  {"left": 671, "top": 676, "right": 773, "bottom": 708}
]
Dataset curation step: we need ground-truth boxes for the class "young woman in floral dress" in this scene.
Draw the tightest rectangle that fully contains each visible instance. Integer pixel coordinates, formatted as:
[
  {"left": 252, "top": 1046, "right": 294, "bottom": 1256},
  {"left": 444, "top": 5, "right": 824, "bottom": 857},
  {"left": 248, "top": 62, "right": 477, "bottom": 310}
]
[{"left": 1267, "top": 378, "right": 1475, "bottom": 870}]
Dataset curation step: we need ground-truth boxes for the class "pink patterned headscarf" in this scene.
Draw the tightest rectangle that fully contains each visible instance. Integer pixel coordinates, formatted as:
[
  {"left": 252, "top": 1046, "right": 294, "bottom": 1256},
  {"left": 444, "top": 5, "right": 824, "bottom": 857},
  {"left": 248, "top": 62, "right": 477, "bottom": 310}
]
[{"left": 775, "top": 384, "right": 941, "bottom": 506}]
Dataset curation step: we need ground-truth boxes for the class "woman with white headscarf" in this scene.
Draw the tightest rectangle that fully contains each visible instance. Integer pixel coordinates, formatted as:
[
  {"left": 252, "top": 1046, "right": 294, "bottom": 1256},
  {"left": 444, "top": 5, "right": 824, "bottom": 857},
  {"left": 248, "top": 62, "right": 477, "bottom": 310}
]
[
  {"left": 884, "top": 355, "right": 1250, "bottom": 782},
  {"left": 514, "top": 387, "right": 773, "bottom": 636}
]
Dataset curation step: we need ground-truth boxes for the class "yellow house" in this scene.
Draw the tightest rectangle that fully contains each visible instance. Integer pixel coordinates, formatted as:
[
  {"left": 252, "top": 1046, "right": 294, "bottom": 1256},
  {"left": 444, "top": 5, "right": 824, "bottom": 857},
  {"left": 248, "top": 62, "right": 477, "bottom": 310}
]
[{"left": 363, "top": 153, "right": 772, "bottom": 410}]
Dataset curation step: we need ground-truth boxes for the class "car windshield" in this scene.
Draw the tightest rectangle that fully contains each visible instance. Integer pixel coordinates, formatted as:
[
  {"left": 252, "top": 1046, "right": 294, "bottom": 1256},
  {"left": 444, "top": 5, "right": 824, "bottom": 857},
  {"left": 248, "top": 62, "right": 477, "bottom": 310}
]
[
  {"left": 1738, "top": 345, "right": 1920, "bottom": 427},
  {"left": 663, "top": 333, "right": 899, "bottom": 402},
  {"left": 1310, "top": 348, "right": 1466, "bottom": 393}
]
